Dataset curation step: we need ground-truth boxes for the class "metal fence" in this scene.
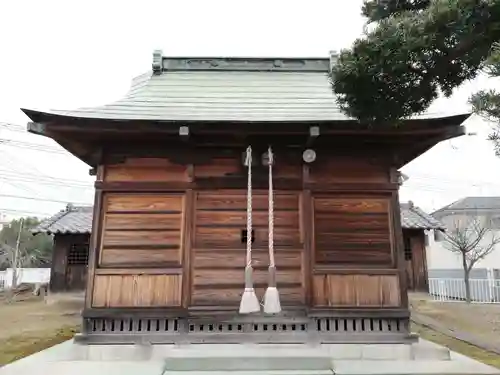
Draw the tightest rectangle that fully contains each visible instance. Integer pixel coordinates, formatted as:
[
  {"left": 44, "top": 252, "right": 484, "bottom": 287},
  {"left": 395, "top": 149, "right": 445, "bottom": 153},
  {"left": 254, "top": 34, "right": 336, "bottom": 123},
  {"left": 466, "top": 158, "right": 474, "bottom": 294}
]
[
  {"left": 0, "top": 271, "right": 6, "bottom": 290},
  {"left": 428, "top": 277, "right": 500, "bottom": 303},
  {"left": 0, "top": 268, "right": 50, "bottom": 290}
]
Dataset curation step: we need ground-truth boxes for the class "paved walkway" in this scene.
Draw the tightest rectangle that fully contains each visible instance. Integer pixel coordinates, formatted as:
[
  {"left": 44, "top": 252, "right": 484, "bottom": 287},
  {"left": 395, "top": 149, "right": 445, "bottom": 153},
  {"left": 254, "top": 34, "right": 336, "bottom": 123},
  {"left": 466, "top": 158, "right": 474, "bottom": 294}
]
[{"left": 0, "top": 339, "right": 499, "bottom": 375}]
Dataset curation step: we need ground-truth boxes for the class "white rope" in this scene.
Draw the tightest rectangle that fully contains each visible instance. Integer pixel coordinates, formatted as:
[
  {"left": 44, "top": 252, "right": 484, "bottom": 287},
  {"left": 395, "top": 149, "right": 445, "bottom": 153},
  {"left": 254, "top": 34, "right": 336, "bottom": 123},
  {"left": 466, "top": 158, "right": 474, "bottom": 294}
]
[
  {"left": 268, "top": 146, "right": 275, "bottom": 267},
  {"left": 245, "top": 146, "right": 253, "bottom": 268},
  {"left": 239, "top": 145, "right": 260, "bottom": 314},
  {"left": 263, "top": 145, "right": 281, "bottom": 314}
]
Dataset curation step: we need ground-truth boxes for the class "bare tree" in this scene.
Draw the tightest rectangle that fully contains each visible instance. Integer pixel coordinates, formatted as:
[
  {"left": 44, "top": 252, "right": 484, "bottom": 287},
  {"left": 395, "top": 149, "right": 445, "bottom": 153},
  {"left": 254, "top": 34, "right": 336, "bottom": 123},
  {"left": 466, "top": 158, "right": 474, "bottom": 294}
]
[{"left": 444, "top": 217, "right": 500, "bottom": 303}]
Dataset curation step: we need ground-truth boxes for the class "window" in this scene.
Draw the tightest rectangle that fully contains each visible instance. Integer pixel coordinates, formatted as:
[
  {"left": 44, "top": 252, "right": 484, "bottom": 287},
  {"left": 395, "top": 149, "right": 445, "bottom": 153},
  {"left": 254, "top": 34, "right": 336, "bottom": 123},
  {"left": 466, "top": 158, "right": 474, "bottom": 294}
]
[
  {"left": 67, "top": 243, "right": 89, "bottom": 265},
  {"left": 404, "top": 235, "right": 412, "bottom": 261}
]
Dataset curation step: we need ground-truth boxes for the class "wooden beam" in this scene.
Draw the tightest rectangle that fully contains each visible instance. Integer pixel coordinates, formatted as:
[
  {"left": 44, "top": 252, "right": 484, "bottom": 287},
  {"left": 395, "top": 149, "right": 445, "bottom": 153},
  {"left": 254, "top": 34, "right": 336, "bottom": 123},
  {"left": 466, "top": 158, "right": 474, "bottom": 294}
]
[
  {"left": 307, "top": 125, "right": 320, "bottom": 147},
  {"left": 179, "top": 125, "right": 190, "bottom": 142}
]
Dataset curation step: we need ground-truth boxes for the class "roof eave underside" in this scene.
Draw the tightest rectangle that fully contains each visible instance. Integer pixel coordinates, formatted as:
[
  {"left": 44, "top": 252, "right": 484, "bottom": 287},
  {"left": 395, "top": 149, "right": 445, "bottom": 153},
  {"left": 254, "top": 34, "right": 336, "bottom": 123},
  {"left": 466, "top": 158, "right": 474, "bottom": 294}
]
[{"left": 22, "top": 108, "right": 471, "bottom": 129}]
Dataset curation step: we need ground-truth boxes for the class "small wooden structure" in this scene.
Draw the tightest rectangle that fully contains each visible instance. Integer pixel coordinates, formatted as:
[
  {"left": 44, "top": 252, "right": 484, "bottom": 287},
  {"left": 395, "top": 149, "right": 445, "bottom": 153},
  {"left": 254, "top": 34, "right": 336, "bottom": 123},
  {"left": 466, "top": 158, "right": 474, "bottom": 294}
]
[
  {"left": 32, "top": 204, "right": 92, "bottom": 293},
  {"left": 400, "top": 202, "right": 445, "bottom": 292},
  {"left": 22, "top": 51, "right": 468, "bottom": 344}
]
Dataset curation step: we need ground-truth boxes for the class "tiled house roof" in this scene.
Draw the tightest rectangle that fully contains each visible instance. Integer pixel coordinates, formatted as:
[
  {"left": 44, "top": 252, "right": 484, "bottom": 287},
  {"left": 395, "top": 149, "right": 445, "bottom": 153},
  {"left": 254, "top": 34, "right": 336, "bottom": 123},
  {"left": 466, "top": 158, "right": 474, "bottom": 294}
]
[
  {"left": 32, "top": 201, "right": 441, "bottom": 235},
  {"left": 432, "top": 196, "right": 500, "bottom": 215},
  {"left": 401, "top": 202, "right": 444, "bottom": 230},
  {"left": 32, "top": 204, "right": 93, "bottom": 235}
]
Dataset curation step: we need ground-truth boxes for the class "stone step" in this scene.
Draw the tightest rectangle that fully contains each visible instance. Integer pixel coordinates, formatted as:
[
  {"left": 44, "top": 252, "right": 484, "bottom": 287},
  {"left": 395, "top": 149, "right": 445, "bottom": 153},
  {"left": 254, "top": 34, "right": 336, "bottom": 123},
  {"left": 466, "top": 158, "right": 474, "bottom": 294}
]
[{"left": 161, "top": 345, "right": 333, "bottom": 371}]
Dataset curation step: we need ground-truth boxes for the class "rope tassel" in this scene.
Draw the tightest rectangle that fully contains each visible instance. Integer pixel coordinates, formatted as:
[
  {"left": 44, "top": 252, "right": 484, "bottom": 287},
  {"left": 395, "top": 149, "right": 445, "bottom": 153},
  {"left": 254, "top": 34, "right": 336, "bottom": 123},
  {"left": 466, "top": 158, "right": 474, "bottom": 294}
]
[
  {"left": 239, "top": 146, "right": 260, "bottom": 314},
  {"left": 264, "top": 146, "right": 282, "bottom": 314}
]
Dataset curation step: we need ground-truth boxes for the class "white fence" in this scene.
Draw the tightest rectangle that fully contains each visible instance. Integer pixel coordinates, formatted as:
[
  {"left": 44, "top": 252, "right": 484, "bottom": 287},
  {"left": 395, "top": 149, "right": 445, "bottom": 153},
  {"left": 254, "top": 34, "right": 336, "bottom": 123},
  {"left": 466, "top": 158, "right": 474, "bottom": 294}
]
[
  {"left": 0, "top": 268, "right": 51, "bottom": 290},
  {"left": 428, "top": 277, "right": 500, "bottom": 303}
]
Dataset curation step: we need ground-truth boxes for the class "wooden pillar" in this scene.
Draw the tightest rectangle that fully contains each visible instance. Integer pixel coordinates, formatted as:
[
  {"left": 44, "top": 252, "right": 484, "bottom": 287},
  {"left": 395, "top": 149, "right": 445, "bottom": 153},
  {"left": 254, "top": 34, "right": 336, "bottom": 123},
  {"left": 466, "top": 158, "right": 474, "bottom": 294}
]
[
  {"left": 49, "top": 235, "right": 68, "bottom": 292},
  {"left": 390, "top": 168, "right": 409, "bottom": 309},
  {"left": 182, "top": 188, "right": 194, "bottom": 308},
  {"left": 84, "top": 165, "right": 104, "bottom": 309},
  {"left": 301, "top": 164, "right": 313, "bottom": 307}
]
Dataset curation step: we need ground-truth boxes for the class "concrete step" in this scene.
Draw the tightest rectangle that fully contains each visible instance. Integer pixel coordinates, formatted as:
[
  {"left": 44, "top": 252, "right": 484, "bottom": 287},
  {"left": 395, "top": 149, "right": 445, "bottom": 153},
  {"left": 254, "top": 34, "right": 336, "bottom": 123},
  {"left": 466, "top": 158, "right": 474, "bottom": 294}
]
[{"left": 161, "top": 345, "right": 333, "bottom": 371}]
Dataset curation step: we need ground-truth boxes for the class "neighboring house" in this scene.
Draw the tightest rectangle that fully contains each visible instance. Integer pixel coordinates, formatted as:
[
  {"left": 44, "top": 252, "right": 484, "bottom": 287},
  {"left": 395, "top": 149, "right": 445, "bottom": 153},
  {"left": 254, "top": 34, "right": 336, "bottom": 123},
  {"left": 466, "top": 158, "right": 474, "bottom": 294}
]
[
  {"left": 0, "top": 212, "right": 9, "bottom": 230},
  {"left": 400, "top": 201, "right": 445, "bottom": 292},
  {"left": 34, "top": 202, "right": 439, "bottom": 293},
  {"left": 428, "top": 196, "right": 500, "bottom": 279},
  {"left": 32, "top": 204, "right": 92, "bottom": 292}
]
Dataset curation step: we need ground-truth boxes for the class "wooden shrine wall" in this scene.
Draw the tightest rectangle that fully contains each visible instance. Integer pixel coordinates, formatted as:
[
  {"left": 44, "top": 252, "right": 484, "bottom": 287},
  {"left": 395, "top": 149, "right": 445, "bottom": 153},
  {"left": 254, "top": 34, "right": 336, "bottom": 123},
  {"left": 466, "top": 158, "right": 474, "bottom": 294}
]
[
  {"left": 308, "top": 157, "right": 403, "bottom": 309},
  {"left": 86, "top": 151, "right": 404, "bottom": 311},
  {"left": 90, "top": 158, "right": 187, "bottom": 308},
  {"left": 192, "top": 190, "right": 304, "bottom": 306}
]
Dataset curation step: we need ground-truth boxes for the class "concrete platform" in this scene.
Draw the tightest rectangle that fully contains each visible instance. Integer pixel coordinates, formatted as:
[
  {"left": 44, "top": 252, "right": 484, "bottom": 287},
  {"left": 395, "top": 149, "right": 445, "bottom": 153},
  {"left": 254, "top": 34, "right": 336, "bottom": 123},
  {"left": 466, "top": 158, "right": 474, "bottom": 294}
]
[{"left": 1, "top": 339, "right": 499, "bottom": 375}]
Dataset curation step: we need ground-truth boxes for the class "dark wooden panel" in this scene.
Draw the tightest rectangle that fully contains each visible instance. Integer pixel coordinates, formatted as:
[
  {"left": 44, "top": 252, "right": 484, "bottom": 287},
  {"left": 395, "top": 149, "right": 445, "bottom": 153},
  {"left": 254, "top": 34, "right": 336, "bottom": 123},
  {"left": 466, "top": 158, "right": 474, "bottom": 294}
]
[
  {"left": 196, "top": 191, "right": 299, "bottom": 211},
  {"left": 50, "top": 235, "right": 70, "bottom": 292},
  {"left": 92, "top": 274, "right": 182, "bottom": 307},
  {"left": 313, "top": 196, "right": 392, "bottom": 266},
  {"left": 104, "top": 213, "right": 182, "bottom": 230},
  {"left": 193, "top": 268, "right": 301, "bottom": 286},
  {"left": 194, "top": 158, "right": 241, "bottom": 178},
  {"left": 273, "top": 164, "right": 302, "bottom": 179},
  {"left": 99, "top": 193, "right": 185, "bottom": 268},
  {"left": 315, "top": 249, "right": 392, "bottom": 265},
  {"left": 102, "top": 230, "right": 181, "bottom": 247},
  {"left": 194, "top": 226, "right": 301, "bottom": 247},
  {"left": 191, "top": 286, "right": 303, "bottom": 305},
  {"left": 106, "top": 194, "right": 183, "bottom": 212},
  {"left": 404, "top": 230, "right": 428, "bottom": 292},
  {"left": 314, "top": 213, "right": 390, "bottom": 231},
  {"left": 193, "top": 249, "right": 301, "bottom": 269},
  {"left": 196, "top": 210, "right": 299, "bottom": 227},
  {"left": 309, "top": 158, "right": 390, "bottom": 184},
  {"left": 191, "top": 190, "right": 304, "bottom": 307},
  {"left": 314, "top": 198, "right": 389, "bottom": 213},
  {"left": 105, "top": 158, "right": 188, "bottom": 182},
  {"left": 95, "top": 268, "right": 182, "bottom": 275},
  {"left": 100, "top": 248, "right": 181, "bottom": 266},
  {"left": 312, "top": 274, "right": 400, "bottom": 307},
  {"left": 66, "top": 265, "right": 87, "bottom": 290}
]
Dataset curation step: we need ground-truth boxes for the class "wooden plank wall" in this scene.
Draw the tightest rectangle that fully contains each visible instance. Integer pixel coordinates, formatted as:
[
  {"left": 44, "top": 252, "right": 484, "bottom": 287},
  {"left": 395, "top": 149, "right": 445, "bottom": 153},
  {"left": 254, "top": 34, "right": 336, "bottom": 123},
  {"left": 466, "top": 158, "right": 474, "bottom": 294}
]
[
  {"left": 99, "top": 194, "right": 184, "bottom": 268},
  {"left": 309, "top": 157, "right": 402, "bottom": 308},
  {"left": 87, "top": 153, "right": 404, "bottom": 311},
  {"left": 404, "top": 230, "right": 429, "bottom": 292},
  {"left": 191, "top": 190, "right": 304, "bottom": 306},
  {"left": 90, "top": 158, "right": 187, "bottom": 308},
  {"left": 313, "top": 197, "right": 393, "bottom": 266},
  {"left": 312, "top": 272, "right": 400, "bottom": 307},
  {"left": 309, "top": 157, "right": 390, "bottom": 184}
]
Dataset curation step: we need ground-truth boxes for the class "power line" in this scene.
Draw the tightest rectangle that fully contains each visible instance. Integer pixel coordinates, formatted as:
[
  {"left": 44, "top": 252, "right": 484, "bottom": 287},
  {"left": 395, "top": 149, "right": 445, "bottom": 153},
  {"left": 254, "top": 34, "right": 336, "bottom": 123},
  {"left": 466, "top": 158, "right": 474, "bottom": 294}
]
[
  {"left": 0, "top": 207, "right": 54, "bottom": 216},
  {"left": 0, "top": 138, "right": 68, "bottom": 155},
  {"left": 0, "top": 193, "right": 91, "bottom": 206},
  {"left": 0, "top": 171, "right": 92, "bottom": 190},
  {"left": 0, "top": 149, "right": 75, "bottom": 186},
  {"left": 0, "top": 122, "right": 25, "bottom": 133}
]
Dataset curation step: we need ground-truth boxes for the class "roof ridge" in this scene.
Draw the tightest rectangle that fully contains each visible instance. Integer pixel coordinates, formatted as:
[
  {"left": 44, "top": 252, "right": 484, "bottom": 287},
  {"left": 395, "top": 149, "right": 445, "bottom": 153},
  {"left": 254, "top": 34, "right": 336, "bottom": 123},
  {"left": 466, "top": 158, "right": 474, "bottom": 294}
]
[
  {"left": 410, "top": 204, "right": 443, "bottom": 227},
  {"left": 33, "top": 207, "right": 72, "bottom": 233}
]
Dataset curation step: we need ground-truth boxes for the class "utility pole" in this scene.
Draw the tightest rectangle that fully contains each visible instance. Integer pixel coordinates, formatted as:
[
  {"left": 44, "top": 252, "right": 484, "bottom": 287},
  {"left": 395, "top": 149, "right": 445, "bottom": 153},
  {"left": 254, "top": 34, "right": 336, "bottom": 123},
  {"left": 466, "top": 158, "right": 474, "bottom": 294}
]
[{"left": 11, "top": 217, "right": 23, "bottom": 289}]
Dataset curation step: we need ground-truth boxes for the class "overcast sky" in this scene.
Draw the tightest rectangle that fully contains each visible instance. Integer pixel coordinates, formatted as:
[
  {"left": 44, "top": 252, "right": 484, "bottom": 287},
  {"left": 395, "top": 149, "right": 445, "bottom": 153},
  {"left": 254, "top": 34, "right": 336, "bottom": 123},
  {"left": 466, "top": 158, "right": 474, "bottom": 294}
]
[{"left": 0, "top": 0, "right": 499, "bottom": 221}]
